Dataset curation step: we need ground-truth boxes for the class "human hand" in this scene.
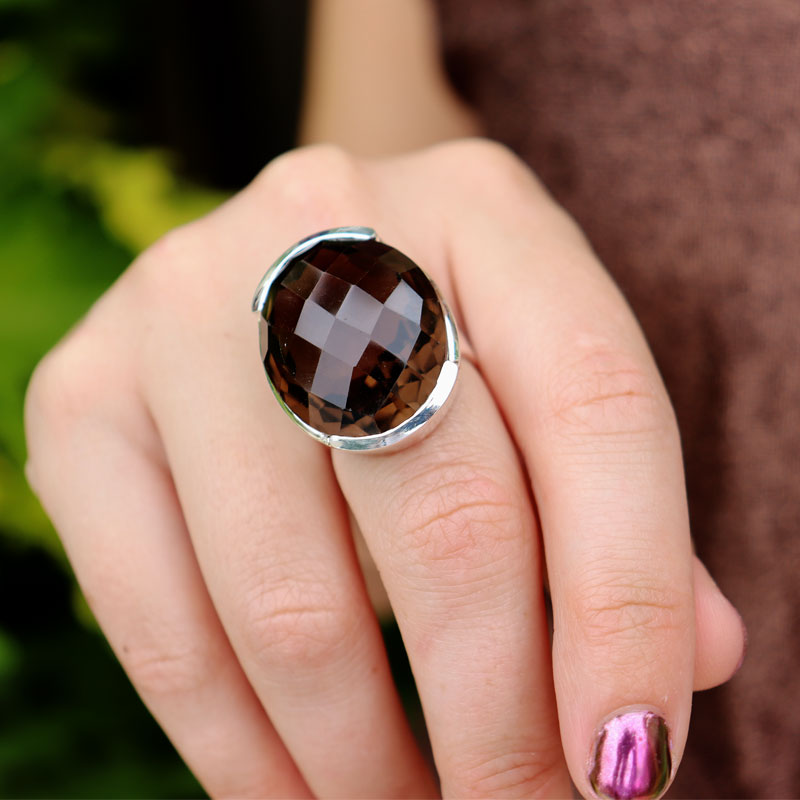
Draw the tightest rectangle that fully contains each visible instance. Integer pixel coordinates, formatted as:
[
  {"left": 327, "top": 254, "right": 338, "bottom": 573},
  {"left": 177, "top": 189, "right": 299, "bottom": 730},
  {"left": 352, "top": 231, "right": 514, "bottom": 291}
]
[{"left": 25, "top": 140, "right": 745, "bottom": 798}]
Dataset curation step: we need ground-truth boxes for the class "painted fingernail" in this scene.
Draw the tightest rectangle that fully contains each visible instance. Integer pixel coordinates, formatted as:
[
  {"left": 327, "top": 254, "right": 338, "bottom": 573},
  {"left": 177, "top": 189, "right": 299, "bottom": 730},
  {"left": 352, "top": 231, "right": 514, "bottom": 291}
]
[{"left": 589, "top": 709, "right": 671, "bottom": 800}]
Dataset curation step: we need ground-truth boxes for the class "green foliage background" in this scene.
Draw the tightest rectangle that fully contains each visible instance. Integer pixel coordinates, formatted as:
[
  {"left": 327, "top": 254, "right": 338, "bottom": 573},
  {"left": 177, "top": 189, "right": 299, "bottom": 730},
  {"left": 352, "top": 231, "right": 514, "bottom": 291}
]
[{"left": 0, "top": 1, "right": 225, "bottom": 795}]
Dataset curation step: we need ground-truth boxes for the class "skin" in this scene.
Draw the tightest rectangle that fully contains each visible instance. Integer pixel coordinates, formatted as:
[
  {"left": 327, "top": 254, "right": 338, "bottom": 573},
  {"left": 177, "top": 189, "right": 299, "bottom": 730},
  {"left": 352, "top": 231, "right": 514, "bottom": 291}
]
[{"left": 24, "top": 3, "right": 745, "bottom": 798}]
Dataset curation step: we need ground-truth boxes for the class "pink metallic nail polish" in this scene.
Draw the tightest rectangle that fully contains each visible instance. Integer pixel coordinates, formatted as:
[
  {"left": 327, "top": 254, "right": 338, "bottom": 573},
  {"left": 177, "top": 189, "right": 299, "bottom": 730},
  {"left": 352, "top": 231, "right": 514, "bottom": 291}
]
[{"left": 589, "top": 709, "right": 671, "bottom": 800}]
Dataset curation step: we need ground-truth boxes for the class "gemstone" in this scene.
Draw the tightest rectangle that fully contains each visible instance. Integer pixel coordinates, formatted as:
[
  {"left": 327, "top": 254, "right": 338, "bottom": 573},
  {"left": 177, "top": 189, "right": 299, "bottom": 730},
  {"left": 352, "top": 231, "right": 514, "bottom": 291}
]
[{"left": 260, "top": 238, "right": 449, "bottom": 438}]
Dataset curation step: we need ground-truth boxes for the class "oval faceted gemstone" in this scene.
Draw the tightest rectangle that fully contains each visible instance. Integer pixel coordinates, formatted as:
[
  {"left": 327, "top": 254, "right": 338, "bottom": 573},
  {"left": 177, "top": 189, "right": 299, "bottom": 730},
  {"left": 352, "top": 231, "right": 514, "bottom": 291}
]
[{"left": 260, "top": 239, "right": 448, "bottom": 437}]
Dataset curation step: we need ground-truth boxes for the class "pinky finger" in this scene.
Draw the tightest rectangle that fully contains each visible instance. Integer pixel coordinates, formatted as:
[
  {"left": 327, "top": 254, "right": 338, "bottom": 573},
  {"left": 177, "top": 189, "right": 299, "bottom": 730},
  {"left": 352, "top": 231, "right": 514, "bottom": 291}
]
[
  {"left": 693, "top": 556, "right": 746, "bottom": 691},
  {"left": 25, "top": 368, "right": 310, "bottom": 799}
]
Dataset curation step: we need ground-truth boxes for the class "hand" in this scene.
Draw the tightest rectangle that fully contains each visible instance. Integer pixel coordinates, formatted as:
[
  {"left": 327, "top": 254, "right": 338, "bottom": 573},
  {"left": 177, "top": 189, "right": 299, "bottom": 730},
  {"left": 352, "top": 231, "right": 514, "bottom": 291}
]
[{"left": 25, "top": 139, "right": 745, "bottom": 798}]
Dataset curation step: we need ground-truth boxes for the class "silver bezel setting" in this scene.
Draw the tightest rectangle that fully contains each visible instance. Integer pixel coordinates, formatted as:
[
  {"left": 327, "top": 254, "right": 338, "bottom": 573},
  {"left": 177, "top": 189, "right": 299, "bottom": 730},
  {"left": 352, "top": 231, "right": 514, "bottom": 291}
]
[{"left": 252, "top": 226, "right": 460, "bottom": 452}]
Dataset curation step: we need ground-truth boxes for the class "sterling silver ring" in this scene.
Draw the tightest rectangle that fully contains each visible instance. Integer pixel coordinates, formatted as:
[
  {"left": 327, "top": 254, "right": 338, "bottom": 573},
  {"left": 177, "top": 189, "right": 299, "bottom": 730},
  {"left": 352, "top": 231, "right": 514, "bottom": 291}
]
[{"left": 252, "top": 227, "right": 459, "bottom": 451}]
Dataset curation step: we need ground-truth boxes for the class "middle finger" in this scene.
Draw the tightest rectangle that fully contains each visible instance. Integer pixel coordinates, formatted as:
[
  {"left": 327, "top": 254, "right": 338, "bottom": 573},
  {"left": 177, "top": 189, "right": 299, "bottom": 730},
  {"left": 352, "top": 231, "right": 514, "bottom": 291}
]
[{"left": 137, "top": 221, "right": 438, "bottom": 796}]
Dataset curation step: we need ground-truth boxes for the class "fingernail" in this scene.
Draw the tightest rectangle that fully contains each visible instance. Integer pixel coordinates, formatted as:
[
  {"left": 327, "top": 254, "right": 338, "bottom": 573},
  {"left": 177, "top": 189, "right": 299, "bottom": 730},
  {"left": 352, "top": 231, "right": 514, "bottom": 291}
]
[{"left": 589, "top": 709, "right": 671, "bottom": 800}]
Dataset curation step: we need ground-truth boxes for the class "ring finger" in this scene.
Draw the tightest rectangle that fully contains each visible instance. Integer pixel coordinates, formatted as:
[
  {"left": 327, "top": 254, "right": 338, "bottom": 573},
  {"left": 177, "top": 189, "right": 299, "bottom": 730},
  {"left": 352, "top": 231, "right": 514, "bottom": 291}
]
[{"left": 334, "top": 360, "right": 574, "bottom": 798}]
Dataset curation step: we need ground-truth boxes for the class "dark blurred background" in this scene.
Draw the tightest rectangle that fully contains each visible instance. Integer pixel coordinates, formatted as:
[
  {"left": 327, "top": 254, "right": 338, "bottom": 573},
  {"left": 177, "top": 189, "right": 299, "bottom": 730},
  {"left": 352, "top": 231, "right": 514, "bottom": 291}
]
[{"left": 0, "top": 1, "right": 309, "bottom": 795}]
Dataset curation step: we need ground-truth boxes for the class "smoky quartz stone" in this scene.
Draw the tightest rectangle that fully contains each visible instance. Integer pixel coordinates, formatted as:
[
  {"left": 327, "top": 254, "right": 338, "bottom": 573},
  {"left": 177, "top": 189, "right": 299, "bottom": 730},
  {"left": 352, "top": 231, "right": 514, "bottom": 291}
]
[{"left": 258, "top": 237, "right": 450, "bottom": 438}]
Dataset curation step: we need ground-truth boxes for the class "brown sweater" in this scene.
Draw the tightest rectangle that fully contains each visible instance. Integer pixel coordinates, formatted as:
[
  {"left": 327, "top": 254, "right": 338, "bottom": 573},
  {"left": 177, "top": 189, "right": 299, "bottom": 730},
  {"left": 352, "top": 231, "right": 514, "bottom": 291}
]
[{"left": 432, "top": 1, "right": 800, "bottom": 797}]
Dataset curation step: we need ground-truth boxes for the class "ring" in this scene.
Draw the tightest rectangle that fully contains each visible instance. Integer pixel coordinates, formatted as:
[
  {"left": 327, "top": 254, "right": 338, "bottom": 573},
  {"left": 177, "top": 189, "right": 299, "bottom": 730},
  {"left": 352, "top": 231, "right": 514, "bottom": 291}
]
[{"left": 252, "top": 226, "right": 459, "bottom": 451}]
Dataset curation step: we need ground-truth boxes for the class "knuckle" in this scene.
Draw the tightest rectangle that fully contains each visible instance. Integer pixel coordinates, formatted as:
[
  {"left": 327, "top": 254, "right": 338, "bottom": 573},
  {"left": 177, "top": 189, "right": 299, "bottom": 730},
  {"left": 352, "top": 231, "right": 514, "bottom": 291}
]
[
  {"left": 235, "top": 577, "right": 359, "bottom": 673},
  {"left": 129, "top": 223, "right": 213, "bottom": 317},
  {"left": 263, "top": 142, "right": 357, "bottom": 180},
  {"left": 25, "top": 353, "right": 68, "bottom": 444},
  {"left": 441, "top": 137, "right": 528, "bottom": 178},
  {"left": 130, "top": 145, "right": 368, "bottom": 323},
  {"left": 450, "top": 749, "right": 564, "bottom": 798},
  {"left": 253, "top": 143, "right": 365, "bottom": 223},
  {"left": 546, "top": 338, "right": 674, "bottom": 440},
  {"left": 436, "top": 137, "right": 547, "bottom": 198},
  {"left": 571, "top": 571, "right": 691, "bottom": 652},
  {"left": 394, "top": 461, "right": 521, "bottom": 580},
  {"left": 207, "top": 776, "right": 274, "bottom": 800},
  {"left": 137, "top": 220, "right": 200, "bottom": 270},
  {"left": 25, "top": 333, "right": 105, "bottom": 452},
  {"left": 125, "top": 639, "right": 222, "bottom": 697}
]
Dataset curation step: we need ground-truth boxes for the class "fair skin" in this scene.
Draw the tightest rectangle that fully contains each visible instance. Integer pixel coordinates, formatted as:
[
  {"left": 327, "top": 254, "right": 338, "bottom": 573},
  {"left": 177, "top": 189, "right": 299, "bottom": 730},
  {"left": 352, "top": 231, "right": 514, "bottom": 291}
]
[{"left": 25, "top": 2, "right": 744, "bottom": 798}]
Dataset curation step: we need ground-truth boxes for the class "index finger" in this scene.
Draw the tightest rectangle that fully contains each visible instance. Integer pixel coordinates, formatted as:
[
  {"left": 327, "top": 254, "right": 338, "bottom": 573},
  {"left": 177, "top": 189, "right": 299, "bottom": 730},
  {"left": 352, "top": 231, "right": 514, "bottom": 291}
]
[{"left": 429, "top": 140, "right": 695, "bottom": 799}]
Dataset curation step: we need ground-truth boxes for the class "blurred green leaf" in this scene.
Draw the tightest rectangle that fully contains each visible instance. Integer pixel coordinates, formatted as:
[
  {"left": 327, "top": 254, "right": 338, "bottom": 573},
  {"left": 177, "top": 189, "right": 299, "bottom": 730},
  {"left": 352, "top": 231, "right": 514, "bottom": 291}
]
[
  {"left": 43, "top": 139, "right": 227, "bottom": 252},
  {"left": 0, "top": 3, "right": 226, "bottom": 795},
  {"left": 0, "top": 628, "right": 21, "bottom": 679}
]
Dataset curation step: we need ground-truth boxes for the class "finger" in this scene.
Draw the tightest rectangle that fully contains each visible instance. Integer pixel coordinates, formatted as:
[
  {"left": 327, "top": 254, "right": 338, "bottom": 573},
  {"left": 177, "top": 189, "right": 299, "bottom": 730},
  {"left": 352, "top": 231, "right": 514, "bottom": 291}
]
[
  {"left": 138, "top": 192, "right": 438, "bottom": 798},
  {"left": 425, "top": 140, "right": 708, "bottom": 798},
  {"left": 24, "top": 340, "right": 310, "bottom": 799},
  {"left": 693, "top": 556, "right": 746, "bottom": 690},
  {"left": 335, "top": 361, "right": 574, "bottom": 798}
]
